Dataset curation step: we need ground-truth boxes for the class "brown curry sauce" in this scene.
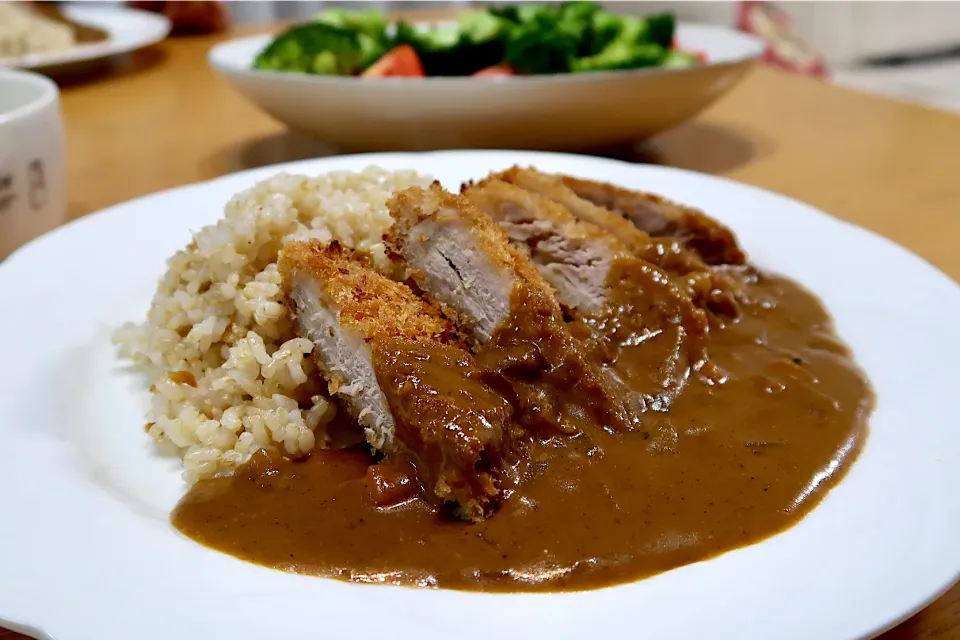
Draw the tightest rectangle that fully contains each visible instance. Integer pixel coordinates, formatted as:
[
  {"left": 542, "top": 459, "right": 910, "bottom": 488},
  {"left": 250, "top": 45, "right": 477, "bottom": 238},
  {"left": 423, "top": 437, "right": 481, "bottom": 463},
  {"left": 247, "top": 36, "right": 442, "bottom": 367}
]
[{"left": 173, "top": 266, "right": 872, "bottom": 592}]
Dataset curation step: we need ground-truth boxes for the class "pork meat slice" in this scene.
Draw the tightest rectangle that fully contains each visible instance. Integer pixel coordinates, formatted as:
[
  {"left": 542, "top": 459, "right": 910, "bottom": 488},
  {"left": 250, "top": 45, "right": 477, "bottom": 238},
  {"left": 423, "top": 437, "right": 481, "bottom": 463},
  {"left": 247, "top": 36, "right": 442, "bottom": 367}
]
[
  {"left": 483, "top": 166, "right": 657, "bottom": 254},
  {"left": 464, "top": 179, "right": 712, "bottom": 405},
  {"left": 278, "top": 240, "right": 518, "bottom": 521},
  {"left": 386, "top": 183, "right": 638, "bottom": 436},
  {"left": 464, "top": 178, "right": 630, "bottom": 316},
  {"left": 383, "top": 183, "right": 516, "bottom": 345},
  {"left": 490, "top": 167, "right": 750, "bottom": 317},
  {"left": 556, "top": 173, "right": 746, "bottom": 266}
]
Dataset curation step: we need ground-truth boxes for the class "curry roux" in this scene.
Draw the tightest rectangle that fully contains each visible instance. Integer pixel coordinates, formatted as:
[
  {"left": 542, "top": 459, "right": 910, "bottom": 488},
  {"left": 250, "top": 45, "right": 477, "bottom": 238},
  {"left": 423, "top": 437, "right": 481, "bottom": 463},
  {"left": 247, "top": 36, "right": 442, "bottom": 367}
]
[{"left": 173, "top": 265, "right": 872, "bottom": 592}]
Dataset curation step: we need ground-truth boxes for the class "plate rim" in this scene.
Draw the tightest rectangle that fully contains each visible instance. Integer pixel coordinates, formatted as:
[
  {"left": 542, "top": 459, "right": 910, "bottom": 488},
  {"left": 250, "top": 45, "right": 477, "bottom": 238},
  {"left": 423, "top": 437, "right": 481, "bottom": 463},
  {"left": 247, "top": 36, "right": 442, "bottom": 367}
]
[{"left": 1, "top": 150, "right": 958, "bottom": 640}]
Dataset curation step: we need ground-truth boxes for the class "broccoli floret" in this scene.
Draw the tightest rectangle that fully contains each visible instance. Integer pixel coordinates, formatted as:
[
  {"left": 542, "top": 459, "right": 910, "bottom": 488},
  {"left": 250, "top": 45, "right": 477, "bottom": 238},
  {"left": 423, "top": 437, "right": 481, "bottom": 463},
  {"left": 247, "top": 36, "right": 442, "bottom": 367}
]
[
  {"left": 393, "top": 21, "right": 419, "bottom": 48},
  {"left": 309, "top": 50, "right": 338, "bottom": 75},
  {"left": 588, "top": 10, "right": 675, "bottom": 50},
  {"left": 355, "top": 34, "right": 388, "bottom": 69},
  {"left": 608, "top": 14, "right": 652, "bottom": 45},
  {"left": 559, "top": 1, "right": 601, "bottom": 25},
  {"left": 486, "top": 3, "right": 609, "bottom": 73},
  {"left": 661, "top": 50, "right": 699, "bottom": 68},
  {"left": 571, "top": 40, "right": 664, "bottom": 72},
  {"left": 494, "top": 3, "right": 596, "bottom": 75},
  {"left": 456, "top": 11, "right": 510, "bottom": 72},
  {"left": 556, "top": 1, "right": 602, "bottom": 55},
  {"left": 500, "top": 1, "right": 596, "bottom": 30},
  {"left": 416, "top": 24, "right": 461, "bottom": 53},
  {"left": 568, "top": 8, "right": 677, "bottom": 72},
  {"left": 645, "top": 12, "right": 676, "bottom": 49},
  {"left": 504, "top": 18, "right": 580, "bottom": 74},
  {"left": 458, "top": 10, "right": 505, "bottom": 45},
  {"left": 489, "top": 4, "right": 550, "bottom": 25},
  {"left": 253, "top": 23, "right": 365, "bottom": 75},
  {"left": 313, "top": 7, "right": 390, "bottom": 69},
  {"left": 394, "top": 15, "right": 507, "bottom": 76},
  {"left": 517, "top": 3, "right": 561, "bottom": 24},
  {"left": 314, "top": 8, "right": 388, "bottom": 42},
  {"left": 487, "top": 5, "right": 522, "bottom": 24},
  {"left": 393, "top": 21, "right": 459, "bottom": 55},
  {"left": 393, "top": 21, "right": 460, "bottom": 75},
  {"left": 586, "top": 10, "right": 627, "bottom": 53}
]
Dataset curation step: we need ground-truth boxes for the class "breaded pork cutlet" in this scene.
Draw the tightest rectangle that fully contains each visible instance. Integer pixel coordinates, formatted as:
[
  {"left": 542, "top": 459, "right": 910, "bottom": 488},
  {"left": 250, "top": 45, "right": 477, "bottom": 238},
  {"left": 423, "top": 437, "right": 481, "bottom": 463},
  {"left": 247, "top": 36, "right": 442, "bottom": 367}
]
[
  {"left": 558, "top": 173, "right": 746, "bottom": 266},
  {"left": 385, "top": 183, "right": 638, "bottom": 436},
  {"left": 278, "top": 240, "right": 518, "bottom": 521},
  {"left": 465, "top": 178, "right": 711, "bottom": 403},
  {"left": 495, "top": 166, "right": 746, "bottom": 266},
  {"left": 384, "top": 183, "right": 520, "bottom": 345},
  {"left": 483, "top": 167, "right": 656, "bottom": 256},
  {"left": 386, "top": 183, "right": 571, "bottom": 342},
  {"left": 465, "top": 178, "right": 634, "bottom": 316},
  {"left": 491, "top": 167, "right": 750, "bottom": 317}
]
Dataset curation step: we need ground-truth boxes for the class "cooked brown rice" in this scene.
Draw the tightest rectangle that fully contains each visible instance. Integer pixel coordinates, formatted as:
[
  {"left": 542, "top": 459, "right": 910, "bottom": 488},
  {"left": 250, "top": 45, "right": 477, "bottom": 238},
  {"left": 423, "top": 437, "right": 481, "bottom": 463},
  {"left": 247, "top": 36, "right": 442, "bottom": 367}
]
[{"left": 113, "top": 167, "right": 433, "bottom": 483}]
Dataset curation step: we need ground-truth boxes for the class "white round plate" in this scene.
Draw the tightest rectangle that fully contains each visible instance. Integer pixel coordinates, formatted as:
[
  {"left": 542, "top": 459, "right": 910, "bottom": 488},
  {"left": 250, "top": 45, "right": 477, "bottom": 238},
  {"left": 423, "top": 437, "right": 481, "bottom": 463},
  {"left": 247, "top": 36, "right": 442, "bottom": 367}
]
[
  {"left": 208, "top": 24, "right": 763, "bottom": 151},
  {"left": 0, "top": 4, "right": 171, "bottom": 71},
  {"left": 0, "top": 151, "right": 958, "bottom": 640}
]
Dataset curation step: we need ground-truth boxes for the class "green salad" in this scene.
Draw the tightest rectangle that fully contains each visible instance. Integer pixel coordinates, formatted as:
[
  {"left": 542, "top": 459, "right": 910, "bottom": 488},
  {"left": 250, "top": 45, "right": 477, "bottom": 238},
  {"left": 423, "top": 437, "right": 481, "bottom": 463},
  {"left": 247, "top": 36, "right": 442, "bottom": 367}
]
[{"left": 253, "top": 2, "right": 706, "bottom": 78}]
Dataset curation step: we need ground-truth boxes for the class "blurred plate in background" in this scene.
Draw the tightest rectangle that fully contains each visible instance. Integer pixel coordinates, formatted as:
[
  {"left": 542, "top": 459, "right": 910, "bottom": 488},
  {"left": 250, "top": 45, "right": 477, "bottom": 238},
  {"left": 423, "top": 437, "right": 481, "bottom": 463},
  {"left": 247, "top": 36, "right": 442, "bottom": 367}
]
[{"left": 0, "top": 4, "right": 170, "bottom": 74}]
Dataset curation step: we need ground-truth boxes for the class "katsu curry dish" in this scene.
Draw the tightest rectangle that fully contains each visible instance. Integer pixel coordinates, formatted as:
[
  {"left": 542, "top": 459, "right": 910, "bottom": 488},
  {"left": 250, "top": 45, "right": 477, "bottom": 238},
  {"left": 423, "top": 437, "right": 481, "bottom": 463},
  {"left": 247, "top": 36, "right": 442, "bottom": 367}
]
[{"left": 114, "top": 165, "right": 873, "bottom": 591}]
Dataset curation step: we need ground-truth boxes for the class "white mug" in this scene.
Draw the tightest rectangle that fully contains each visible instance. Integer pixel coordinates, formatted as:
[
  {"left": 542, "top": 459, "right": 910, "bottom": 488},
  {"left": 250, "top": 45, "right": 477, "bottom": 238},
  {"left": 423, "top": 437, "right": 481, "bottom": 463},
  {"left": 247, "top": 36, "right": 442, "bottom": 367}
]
[{"left": 0, "top": 69, "right": 67, "bottom": 261}]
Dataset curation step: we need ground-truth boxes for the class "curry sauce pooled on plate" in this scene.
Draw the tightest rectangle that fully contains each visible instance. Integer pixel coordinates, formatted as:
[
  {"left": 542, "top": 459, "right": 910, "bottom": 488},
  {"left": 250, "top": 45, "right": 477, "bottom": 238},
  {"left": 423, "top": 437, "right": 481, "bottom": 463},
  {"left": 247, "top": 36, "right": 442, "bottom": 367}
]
[{"left": 141, "top": 166, "right": 872, "bottom": 591}]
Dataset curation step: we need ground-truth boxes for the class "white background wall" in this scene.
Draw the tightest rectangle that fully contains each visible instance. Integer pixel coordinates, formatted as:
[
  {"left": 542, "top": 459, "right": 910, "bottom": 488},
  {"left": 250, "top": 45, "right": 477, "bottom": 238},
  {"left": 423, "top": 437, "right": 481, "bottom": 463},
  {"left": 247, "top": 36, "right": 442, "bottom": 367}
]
[{"left": 611, "top": 1, "right": 960, "bottom": 65}]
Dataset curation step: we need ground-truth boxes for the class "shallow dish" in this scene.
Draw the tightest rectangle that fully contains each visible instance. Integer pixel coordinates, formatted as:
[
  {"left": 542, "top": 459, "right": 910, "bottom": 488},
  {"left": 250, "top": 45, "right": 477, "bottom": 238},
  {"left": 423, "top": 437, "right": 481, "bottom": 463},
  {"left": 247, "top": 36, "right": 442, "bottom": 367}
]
[
  {"left": 208, "top": 24, "right": 764, "bottom": 152},
  {"left": 1, "top": 151, "right": 959, "bottom": 640},
  {"left": 0, "top": 4, "right": 170, "bottom": 73}
]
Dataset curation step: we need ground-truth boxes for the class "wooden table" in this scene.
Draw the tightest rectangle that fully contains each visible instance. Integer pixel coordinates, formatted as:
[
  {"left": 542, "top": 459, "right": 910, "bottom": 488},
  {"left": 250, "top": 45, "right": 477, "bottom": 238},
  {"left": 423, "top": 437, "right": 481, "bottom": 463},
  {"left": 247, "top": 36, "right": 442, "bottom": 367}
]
[{"left": 4, "top": 24, "right": 959, "bottom": 640}]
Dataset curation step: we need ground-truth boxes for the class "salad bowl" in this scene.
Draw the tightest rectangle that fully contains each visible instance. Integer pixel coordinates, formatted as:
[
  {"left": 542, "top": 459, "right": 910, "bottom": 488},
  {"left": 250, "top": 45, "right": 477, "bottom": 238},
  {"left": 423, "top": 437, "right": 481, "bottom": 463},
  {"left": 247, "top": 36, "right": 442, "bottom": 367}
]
[{"left": 209, "top": 6, "right": 764, "bottom": 151}]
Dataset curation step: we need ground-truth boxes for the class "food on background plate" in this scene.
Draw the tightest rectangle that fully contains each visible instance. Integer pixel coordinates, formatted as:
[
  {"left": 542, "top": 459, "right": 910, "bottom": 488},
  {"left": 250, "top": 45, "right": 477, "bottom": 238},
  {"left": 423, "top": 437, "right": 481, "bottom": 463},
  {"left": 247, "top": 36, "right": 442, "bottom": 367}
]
[
  {"left": 0, "top": 1, "right": 107, "bottom": 59},
  {"left": 253, "top": 2, "right": 706, "bottom": 78},
  {"left": 360, "top": 43, "right": 424, "bottom": 78},
  {"left": 115, "top": 164, "right": 872, "bottom": 591}
]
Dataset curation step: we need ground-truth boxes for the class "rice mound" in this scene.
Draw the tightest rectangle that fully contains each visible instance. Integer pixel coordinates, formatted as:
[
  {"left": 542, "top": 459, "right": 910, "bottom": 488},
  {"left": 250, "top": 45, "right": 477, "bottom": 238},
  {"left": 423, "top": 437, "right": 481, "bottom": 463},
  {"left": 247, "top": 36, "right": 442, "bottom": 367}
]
[{"left": 113, "top": 167, "right": 433, "bottom": 483}]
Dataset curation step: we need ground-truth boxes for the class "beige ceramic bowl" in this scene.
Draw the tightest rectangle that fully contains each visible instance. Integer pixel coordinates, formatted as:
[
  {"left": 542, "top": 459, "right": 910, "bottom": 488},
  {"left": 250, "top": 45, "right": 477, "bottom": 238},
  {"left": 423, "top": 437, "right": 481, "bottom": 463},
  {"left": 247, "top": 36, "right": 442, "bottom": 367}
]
[{"left": 209, "top": 23, "right": 764, "bottom": 151}]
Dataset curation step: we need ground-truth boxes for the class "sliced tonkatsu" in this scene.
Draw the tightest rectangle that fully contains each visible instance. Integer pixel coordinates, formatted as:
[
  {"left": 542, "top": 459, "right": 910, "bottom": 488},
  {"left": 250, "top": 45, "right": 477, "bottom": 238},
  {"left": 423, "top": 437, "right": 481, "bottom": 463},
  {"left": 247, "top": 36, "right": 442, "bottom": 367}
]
[
  {"left": 278, "top": 240, "right": 519, "bottom": 521},
  {"left": 386, "top": 183, "right": 639, "bottom": 436}
]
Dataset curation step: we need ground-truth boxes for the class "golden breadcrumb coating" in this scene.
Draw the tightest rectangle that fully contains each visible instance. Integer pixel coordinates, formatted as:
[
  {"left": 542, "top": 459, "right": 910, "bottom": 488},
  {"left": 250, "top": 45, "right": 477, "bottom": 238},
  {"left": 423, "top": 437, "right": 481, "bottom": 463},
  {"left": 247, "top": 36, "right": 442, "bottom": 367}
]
[{"left": 278, "top": 240, "right": 456, "bottom": 345}]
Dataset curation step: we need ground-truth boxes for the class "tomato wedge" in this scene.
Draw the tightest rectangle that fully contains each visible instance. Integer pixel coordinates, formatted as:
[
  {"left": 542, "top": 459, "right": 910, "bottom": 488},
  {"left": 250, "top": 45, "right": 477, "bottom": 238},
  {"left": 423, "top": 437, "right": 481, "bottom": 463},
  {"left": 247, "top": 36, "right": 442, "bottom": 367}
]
[
  {"left": 671, "top": 39, "right": 708, "bottom": 64},
  {"left": 361, "top": 45, "right": 426, "bottom": 78},
  {"left": 472, "top": 64, "right": 518, "bottom": 77}
]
